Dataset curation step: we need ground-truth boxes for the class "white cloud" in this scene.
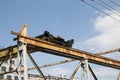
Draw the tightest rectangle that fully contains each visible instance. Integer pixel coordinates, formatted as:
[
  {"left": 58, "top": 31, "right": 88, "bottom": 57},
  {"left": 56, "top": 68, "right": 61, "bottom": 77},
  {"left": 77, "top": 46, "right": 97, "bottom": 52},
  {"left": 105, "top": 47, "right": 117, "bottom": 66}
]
[
  {"left": 81, "top": 10, "right": 120, "bottom": 80},
  {"left": 41, "top": 10, "right": 120, "bottom": 80},
  {"left": 82, "top": 10, "right": 120, "bottom": 52},
  {"left": 94, "top": 67, "right": 117, "bottom": 77},
  {"left": 92, "top": 66, "right": 118, "bottom": 80}
]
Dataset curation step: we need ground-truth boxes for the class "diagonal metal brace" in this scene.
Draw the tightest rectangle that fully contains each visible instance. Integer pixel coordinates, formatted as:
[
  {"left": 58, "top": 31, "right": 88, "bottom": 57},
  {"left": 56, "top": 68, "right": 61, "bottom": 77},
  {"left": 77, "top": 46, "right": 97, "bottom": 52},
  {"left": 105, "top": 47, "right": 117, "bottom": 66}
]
[
  {"left": 88, "top": 64, "right": 98, "bottom": 80},
  {"left": 70, "top": 61, "right": 81, "bottom": 80},
  {"left": 27, "top": 52, "right": 46, "bottom": 80}
]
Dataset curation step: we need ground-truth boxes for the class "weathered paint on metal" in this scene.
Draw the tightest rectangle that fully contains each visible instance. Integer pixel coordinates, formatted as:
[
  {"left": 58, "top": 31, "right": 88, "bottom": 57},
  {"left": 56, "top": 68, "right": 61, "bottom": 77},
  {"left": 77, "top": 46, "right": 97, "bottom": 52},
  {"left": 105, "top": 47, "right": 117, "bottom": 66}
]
[
  {"left": 11, "top": 31, "right": 120, "bottom": 69},
  {"left": 0, "top": 26, "right": 120, "bottom": 70}
]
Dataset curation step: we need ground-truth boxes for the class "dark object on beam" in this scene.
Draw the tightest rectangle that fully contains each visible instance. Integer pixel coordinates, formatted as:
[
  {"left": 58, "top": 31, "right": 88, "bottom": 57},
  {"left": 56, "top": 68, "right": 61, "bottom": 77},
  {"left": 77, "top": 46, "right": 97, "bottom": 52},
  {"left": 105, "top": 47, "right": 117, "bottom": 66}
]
[
  {"left": 36, "top": 31, "right": 74, "bottom": 48},
  {"left": 11, "top": 26, "right": 120, "bottom": 70}
]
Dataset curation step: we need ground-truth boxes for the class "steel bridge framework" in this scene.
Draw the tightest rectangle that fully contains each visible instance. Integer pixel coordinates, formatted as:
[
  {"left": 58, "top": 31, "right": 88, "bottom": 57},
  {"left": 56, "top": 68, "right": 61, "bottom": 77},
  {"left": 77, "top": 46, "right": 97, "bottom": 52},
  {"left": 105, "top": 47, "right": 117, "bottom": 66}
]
[{"left": 0, "top": 24, "right": 120, "bottom": 80}]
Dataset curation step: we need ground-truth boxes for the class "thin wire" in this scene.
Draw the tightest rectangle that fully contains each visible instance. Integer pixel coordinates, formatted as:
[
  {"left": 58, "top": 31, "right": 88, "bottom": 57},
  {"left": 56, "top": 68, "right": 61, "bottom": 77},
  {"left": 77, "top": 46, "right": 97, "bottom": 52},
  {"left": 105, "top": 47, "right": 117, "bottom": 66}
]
[
  {"left": 93, "top": 0, "right": 120, "bottom": 17},
  {"left": 99, "top": 0, "right": 120, "bottom": 14},
  {"left": 81, "top": 0, "right": 120, "bottom": 22},
  {"left": 108, "top": 0, "right": 120, "bottom": 8}
]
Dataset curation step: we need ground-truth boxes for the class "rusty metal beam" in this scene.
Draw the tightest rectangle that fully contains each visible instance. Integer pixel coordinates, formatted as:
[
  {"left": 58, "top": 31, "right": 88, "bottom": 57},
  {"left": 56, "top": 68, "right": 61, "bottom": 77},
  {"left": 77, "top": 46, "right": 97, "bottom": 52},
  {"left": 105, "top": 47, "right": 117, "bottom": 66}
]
[
  {"left": 28, "top": 49, "right": 117, "bottom": 71},
  {"left": 1, "top": 25, "right": 120, "bottom": 71},
  {"left": 28, "top": 50, "right": 112, "bottom": 71},
  {"left": 0, "top": 59, "right": 75, "bottom": 75},
  {"left": 96, "top": 48, "right": 120, "bottom": 55},
  {"left": 10, "top": 30, "right": 120, "bottom": 70},
  {"left": 0, "top": 44, "right": 119, "bottom": 62},
  {"left": 0, "top": 45, "right": 118, "bottom": 71},
  {"left": 0, "top": 44, "right": 39, "bottom": 61},
  {"left": 28, "top": 59, "right": 75, "bottom": 71},
  {"left": 0, "top": 45, "right": 17, "bottom": 60}
]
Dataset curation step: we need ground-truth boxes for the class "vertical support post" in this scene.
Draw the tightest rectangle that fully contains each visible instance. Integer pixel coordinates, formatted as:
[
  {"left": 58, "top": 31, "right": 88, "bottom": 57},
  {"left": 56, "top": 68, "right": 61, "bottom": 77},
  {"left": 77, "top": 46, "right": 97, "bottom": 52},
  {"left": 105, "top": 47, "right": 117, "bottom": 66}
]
[
  {"left": 85, "top": 59, "right": 90, "bottom": 80},
  {"left": 17, "top": 24, "right": 28, "bottom": 80},
  {"left": 22, "top": 42, "right": 28, "bottom": 80},
  {"left": 17, "top": 42, "right": 28, "bottom": 80},
  {"left": 81, "top": 58, "right": 90, "bottom": 80},
  {"left": 17, "top": 44, "right": 22, "bottom": 80},
  {"left": 81, "top": 60, "right": 85, "bottom": 80},
  {"left": 9, "top": 48, "right": 12, "bottom": 71},
  {"left": 21, "top": 24, "right": 28, "bottom": 80}
]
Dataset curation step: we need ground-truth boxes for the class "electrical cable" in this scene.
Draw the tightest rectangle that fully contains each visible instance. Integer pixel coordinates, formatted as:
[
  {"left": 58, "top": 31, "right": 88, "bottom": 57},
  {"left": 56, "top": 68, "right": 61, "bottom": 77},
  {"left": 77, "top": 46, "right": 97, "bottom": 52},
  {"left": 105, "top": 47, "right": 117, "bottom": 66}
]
[
  {"left": 108, "top": 0, "right": 120, "bottom": 8},
  {"left": 99, "top": 0, "right": 120, "bottom": 14},
  {"left": 81, "top": 0, "right": 120, "bottom": 22},
  {"left": 92, "top": 0, "right": 120, "bottom": 17}
]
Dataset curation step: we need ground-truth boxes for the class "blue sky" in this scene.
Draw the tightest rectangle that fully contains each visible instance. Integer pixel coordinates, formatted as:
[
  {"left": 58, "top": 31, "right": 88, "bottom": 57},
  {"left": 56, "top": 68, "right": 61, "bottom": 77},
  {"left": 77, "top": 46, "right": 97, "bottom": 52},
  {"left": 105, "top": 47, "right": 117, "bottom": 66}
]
[
  {"left": 0, "top": 0, "right": 120, "bottom": 80},
  {"left": 0, "top": 0, "right": 97, "bottom": 47}
]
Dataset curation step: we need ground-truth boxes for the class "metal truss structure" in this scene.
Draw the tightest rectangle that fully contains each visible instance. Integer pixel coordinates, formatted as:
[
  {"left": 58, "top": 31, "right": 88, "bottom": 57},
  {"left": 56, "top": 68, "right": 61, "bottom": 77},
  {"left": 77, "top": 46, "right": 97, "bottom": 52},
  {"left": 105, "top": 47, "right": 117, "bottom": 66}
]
[{"left": 0, "top": 24, "right": 120, "bottom": 80}]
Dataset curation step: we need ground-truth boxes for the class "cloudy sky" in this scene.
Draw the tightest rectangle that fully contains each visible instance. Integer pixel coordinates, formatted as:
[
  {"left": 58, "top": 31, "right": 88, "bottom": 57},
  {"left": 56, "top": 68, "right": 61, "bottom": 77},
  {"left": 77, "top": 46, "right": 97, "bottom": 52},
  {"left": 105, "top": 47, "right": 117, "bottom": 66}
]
[{"left": 0, "top": 0, "right": 120, "bottom": 80}]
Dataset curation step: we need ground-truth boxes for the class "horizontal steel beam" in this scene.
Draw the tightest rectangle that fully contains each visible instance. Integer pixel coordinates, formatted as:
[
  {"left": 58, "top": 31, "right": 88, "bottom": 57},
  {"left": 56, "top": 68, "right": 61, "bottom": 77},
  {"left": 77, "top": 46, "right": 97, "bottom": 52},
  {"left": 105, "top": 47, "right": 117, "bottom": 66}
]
[
  {"left": 11, "top": 31, "right": 120, "bottom": 70},
  {"left": 0, "top": 44, "right": 39, "bottom": 61},
  {"left": 28, "top": 59, "right": 75, "bottom": 71},
  {"left": 96, "top": 48, "right": 120, "bottom": 55},
  {"left": 0, "top": 45, "right": 17, "bottom": 61}
]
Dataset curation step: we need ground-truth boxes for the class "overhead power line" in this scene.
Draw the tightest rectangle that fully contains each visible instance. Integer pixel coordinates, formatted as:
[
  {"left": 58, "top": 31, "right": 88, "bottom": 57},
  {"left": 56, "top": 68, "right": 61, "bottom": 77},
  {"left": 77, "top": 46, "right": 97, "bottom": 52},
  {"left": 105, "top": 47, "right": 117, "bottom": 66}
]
[
  {"left": 99, "top": 0, "right": 120, "bottom": 14},
  {"left": 93, "top": 0, "right": 120, "bottom": 17},
  {"left": 108, "top": 0, "right": 120, "bottom": 8},
  {"left": 81, "top": 0, "right": 120, "bottom": 23}
]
